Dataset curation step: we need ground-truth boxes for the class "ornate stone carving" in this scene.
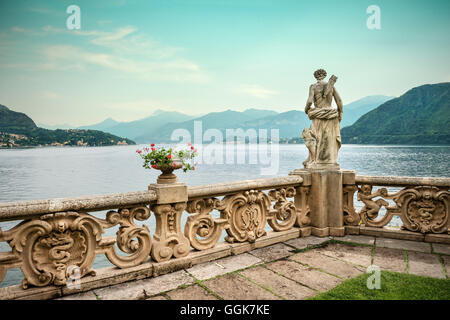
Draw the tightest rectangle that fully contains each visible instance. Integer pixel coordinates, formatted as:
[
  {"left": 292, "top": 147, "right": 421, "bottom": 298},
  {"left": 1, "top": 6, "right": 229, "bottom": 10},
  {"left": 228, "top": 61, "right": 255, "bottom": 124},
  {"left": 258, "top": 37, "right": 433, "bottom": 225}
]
[
  {"left": 354, "top": 184, "right": 449, "bottom": 234},
  {"left": 343, "top": 185, "right": 359, "bottom": 226},
  {"left": 294, "top": 186, "right": 311, "bottom": 227},
  {"left": 303, "top": 69, "right": 343, "bottom": 169},
  {"left": 267, "top": 187, "right": 298, "bottom": 231},
  {"left": 99, "top": 206, "right": 152, "bottom": 268},
  {"left": 396, "top": 186, "right": 449, "bottom": 234},
  {"left": 0, "top": 205, "right": 153, "bottom": 288},
  {"left": 220, "top": 190, "right": 271, "bottom": 243},
  {"left": 151, "top": 203, "right": 190, "bottom": 262},
  {"left": 184, "top": 198, "right": 228, "bottom": 251},
  {"left": 357, "top": 185, "right": 395, "bottom": 227},
  {"left": 0, "top": 212, "right": 101, "bottom": 288}
]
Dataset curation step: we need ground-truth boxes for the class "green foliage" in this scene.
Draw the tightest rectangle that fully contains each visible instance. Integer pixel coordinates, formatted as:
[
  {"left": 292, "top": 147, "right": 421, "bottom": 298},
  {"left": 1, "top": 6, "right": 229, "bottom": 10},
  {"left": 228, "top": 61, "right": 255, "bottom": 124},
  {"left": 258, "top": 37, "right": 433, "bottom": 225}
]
[
  {"left": 310, "top": 271, "right": 450, "bottom": 300},
  {"left": 342, "top": 83, "right": 450, "bottom": 145},
  {"left": 0, "top": 105, "right": 135, "bottom": 147}
]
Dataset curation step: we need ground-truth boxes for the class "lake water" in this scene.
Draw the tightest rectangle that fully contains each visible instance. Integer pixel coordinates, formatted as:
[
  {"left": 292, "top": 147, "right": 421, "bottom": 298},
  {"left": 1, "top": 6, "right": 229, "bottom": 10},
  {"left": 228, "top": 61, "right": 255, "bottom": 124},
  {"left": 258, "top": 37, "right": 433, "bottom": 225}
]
[{"left": 0, "top": 144, "right": 449, "bottom": 287}]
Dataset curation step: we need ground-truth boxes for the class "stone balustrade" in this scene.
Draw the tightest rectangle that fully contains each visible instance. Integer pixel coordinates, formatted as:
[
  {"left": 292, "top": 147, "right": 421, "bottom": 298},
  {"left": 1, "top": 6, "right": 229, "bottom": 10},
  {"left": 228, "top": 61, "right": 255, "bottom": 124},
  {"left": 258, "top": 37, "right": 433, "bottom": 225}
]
[
  {"left": 0, "top": 171, "right": 448, "bottom": 300},
  {"left": 344, "top": 175, "right": 450, "bottom": 239}
]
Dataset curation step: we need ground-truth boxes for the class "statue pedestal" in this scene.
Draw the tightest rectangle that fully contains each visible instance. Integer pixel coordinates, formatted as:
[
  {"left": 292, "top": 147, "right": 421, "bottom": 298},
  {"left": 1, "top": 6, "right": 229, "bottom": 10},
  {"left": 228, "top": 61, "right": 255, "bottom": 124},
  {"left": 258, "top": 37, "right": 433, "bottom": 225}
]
[{"left": 290, "top": 168, "right": 355, "bottom": 237}]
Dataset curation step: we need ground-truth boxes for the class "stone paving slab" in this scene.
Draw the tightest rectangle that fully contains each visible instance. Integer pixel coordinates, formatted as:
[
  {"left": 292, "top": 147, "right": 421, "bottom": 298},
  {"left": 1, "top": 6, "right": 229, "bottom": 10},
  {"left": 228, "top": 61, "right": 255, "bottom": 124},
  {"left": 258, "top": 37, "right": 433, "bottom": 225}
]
[
  {"left": 334, "top": 235, "right": 375, "bottom": 245},
  {"left": 186, "top": 253, "right": 262, "bottom": 281},
  {"left": 376, "top": 238, "right": 431, "bottom": 253},
  {"left": 265, "top": 260, "right": 342, "bottom": 292},
  {"left": 373, "top": 247, "right": 406, "bottom": 273},
  {"left": 290, "top": 250, "right": 364, "bottom": 279},
  {"left": 432, "top": 243, "right": 450, "bottom": 256},
  {"left": 94, "top": 270, "right": 194, "bottom": 300},
  {"left": 202, "top": 273, "right": 278, "bottom": 300},
  {"left": 407, "top": 251, "right": 446, "bottom": 279},
  {"left": 284, "top": 236, "right": 331, "bottom": 250},
  {"left": 167, "top": 284, "right": 218, "bottom": 300},
  {"left": 56, "top": 290, "right": 98, "bottom": 300},
  {"left": 239, "top": 266, "right": 316, "bottom": 300},
  {"left": 248, "top": 243, "right": 295, "bottom": 262},
  {"left": 441, "top": 255, "right": 450, "bottom": 278},
  {"left": 316, "top": 243, "right": 373, "bottom": 267}
]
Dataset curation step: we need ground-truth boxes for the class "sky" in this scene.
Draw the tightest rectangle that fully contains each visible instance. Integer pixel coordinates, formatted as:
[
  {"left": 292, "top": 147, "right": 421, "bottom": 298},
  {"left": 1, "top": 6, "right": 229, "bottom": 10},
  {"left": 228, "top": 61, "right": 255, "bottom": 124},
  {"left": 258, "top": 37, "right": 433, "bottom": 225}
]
[{"left": 0, "top": 0, "right": 449, "bottom": 126}]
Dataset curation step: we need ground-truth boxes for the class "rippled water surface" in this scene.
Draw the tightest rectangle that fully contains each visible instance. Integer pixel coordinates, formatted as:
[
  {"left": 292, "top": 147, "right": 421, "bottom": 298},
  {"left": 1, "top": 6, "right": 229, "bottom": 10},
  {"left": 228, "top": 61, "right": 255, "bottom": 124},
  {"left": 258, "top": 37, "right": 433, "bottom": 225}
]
[{"left": 0, "top": 144, "right": 449, "bottom": 287}]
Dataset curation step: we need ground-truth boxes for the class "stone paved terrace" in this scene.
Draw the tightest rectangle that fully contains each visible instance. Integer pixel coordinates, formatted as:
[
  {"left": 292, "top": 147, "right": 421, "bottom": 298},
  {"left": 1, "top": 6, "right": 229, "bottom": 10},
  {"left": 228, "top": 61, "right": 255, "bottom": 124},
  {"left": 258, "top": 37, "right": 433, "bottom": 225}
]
[{"left": 57, "top": 235, "right": 450, "bottom": 300}]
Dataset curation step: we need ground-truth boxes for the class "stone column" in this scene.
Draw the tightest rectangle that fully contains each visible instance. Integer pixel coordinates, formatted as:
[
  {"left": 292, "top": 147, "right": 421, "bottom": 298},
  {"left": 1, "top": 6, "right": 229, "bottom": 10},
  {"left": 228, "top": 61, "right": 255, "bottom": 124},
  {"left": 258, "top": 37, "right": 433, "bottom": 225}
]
[
  {"left": 290, "top": 168, "right": 352, "bottom": 237},
  {"left": 148, "top": 183, "right": 190, "bottom": 262}
]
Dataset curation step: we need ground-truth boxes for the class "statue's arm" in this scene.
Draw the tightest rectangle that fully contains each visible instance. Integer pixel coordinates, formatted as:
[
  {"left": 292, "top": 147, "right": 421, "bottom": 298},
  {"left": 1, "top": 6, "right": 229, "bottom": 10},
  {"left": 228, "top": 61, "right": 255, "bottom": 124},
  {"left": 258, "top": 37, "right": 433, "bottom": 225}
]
[
  {"left": 333, "top": 88, "right": 343, "bottom": 121},
  {"left": 304, "top": 85, "right": 314, "bottom": 114}
]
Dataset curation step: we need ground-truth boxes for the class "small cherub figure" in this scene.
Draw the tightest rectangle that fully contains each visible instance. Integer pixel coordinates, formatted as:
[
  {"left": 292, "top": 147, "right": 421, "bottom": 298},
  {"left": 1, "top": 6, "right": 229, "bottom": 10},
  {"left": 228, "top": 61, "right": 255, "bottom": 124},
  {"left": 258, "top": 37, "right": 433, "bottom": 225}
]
[
  {"left": 357, "top": 185, "right": 389, "bottom": 219},
  {"left": 302, "top": 128, "right": 317, "bottom": 168}
]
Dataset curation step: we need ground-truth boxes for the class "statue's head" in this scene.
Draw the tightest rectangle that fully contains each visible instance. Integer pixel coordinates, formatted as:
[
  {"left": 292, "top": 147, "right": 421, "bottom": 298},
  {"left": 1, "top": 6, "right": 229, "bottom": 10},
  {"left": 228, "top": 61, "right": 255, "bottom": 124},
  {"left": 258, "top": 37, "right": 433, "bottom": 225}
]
[{"left": 314, "top": 69, "right": 327, "bottom": 81}]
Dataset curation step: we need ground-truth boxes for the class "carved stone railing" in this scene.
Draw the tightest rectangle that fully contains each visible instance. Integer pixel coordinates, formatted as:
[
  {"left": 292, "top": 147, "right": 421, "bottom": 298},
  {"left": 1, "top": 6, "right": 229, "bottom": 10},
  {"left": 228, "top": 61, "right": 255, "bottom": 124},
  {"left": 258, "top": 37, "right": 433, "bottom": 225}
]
[
  {"left": 343, "top": 175, "right": 450, "bottom": 234},
  {"left": 2, "top": 171, "right": 448, "bottom": 299},
  {"left": 0, "top": 176, "right": 306, "bottom": 295}
]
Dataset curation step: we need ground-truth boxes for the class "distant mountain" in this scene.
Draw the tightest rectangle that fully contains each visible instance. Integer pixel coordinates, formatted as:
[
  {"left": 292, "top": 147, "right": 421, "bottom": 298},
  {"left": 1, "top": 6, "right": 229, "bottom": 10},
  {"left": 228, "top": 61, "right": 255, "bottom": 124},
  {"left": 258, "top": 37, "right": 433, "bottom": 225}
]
[
  {"left": 342, "top": 83, "right": 450, "bottom": 145},
  {"left": 78, "top": 117, "right": 119, "bottom": 131},
  {"left": 341, "top": 95, "right": 395, "bottom": 128},
  {"left": 0, "top": 105, "right": 135, "bottom": 148},
  {"left": 136, "top": 108, "right": 282, "bottom": 142},
  {"left": 135, "top": 96, "right": 394, "bottom": 142},
  {"left": 0, "top": 104, "right": 37, "bottom": 130},
  {"left": 80, "top": 110, "right": 195, "bottom": 141}
]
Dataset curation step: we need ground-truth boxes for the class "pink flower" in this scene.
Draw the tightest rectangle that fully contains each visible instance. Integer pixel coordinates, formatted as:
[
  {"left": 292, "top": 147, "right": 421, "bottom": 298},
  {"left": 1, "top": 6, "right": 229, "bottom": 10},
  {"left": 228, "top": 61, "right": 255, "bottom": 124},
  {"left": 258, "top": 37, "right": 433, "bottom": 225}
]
[
  {"left": 187, "top": 142, "right": 192, "bottom": 146},
  {"left": 151, "top": 147, "right": 155, "bottom": 151},
  {"left": 194, "top": 148, "right": 197, "bottom": 153},
  {"left": 144, "top": 147, "right": 149, "bottom": 152},
  {"left": 136, "top": 149, "right": 142, "bottom": 154}
]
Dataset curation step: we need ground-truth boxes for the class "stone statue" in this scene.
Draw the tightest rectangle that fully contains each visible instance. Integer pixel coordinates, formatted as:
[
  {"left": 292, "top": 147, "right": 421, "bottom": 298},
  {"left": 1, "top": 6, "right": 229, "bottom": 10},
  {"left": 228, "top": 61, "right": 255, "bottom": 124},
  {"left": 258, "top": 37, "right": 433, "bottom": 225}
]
[{"left": 303, "top": 69, "right": 343, "bottom": 169}]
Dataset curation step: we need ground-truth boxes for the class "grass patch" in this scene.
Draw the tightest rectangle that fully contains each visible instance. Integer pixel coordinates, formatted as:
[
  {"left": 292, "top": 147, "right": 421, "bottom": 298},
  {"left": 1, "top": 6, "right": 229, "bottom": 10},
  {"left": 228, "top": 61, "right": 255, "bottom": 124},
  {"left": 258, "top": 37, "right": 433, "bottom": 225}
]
[{"left": 310, "top": 271, "right": 450, "bottom": 300}]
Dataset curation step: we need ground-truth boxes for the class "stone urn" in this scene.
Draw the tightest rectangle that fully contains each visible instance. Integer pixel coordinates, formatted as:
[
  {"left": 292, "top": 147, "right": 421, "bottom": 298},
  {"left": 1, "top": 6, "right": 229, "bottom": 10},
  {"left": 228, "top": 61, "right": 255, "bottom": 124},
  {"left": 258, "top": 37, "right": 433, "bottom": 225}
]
[{"left": 154, "top": 159, "right": 183, "bottom": 184}]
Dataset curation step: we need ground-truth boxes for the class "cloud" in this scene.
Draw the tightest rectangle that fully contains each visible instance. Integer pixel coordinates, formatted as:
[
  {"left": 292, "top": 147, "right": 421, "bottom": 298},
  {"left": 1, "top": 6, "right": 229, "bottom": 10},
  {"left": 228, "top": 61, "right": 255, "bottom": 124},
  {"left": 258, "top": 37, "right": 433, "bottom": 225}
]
[
  {"left": 3, "top": 25, "right": 208, "bottom": 83},
  {"left": 40, "top": 44, "right": 207, "bottom": 82},
  {"left": 237, "top": 85, "right": 278, "bottom": 99}
]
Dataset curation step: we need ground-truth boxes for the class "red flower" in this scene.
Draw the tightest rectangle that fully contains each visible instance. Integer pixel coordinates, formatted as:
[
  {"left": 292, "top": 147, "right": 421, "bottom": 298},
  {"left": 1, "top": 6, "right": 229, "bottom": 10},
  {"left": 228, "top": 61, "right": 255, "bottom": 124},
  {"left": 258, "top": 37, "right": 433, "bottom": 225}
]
[
  {"left": 173, "top": 163, "right": 177, "bottom": 168},
  {"left": 151, "top": 164, "right": 156, "bottom": 169},
  {"left": 136, "top": 149, "right": 142, "bottom": 154},
  {"left": 167, "top": 154, "right": 172, "bottom": 159},
  {"left": 151, "top": 147, "right": 155, "bottom": 151},
  {"left": 144, "top": 147, "right": 149, "bottom": 152},
  {"left": 151, "top": 143, "right": 155, "bottom": 147},
  {"left": 191, "top": 146, "right": 194, "bottom": 150}
]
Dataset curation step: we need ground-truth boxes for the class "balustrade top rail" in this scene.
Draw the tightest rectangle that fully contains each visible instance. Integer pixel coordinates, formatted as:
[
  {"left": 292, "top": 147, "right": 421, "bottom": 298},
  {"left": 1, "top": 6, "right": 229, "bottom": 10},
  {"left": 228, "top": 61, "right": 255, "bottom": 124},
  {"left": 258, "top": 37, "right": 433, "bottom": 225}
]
[
  {"left": 1, "top": 175, "right": 448, "bottom": 222},
  {"left": 0, "top": 176, "right": 303, "bottom": 222},
  {"left": 355, "top": 175, "right": 450, "bottom": 187}
]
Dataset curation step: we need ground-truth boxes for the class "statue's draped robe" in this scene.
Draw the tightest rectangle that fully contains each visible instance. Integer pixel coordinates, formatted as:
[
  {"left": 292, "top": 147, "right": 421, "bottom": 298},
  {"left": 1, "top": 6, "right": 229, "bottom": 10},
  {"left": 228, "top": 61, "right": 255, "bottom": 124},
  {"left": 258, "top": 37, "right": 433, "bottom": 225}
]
[{"left": 307, "top": 88, "right": 341, "bottom": 165}]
